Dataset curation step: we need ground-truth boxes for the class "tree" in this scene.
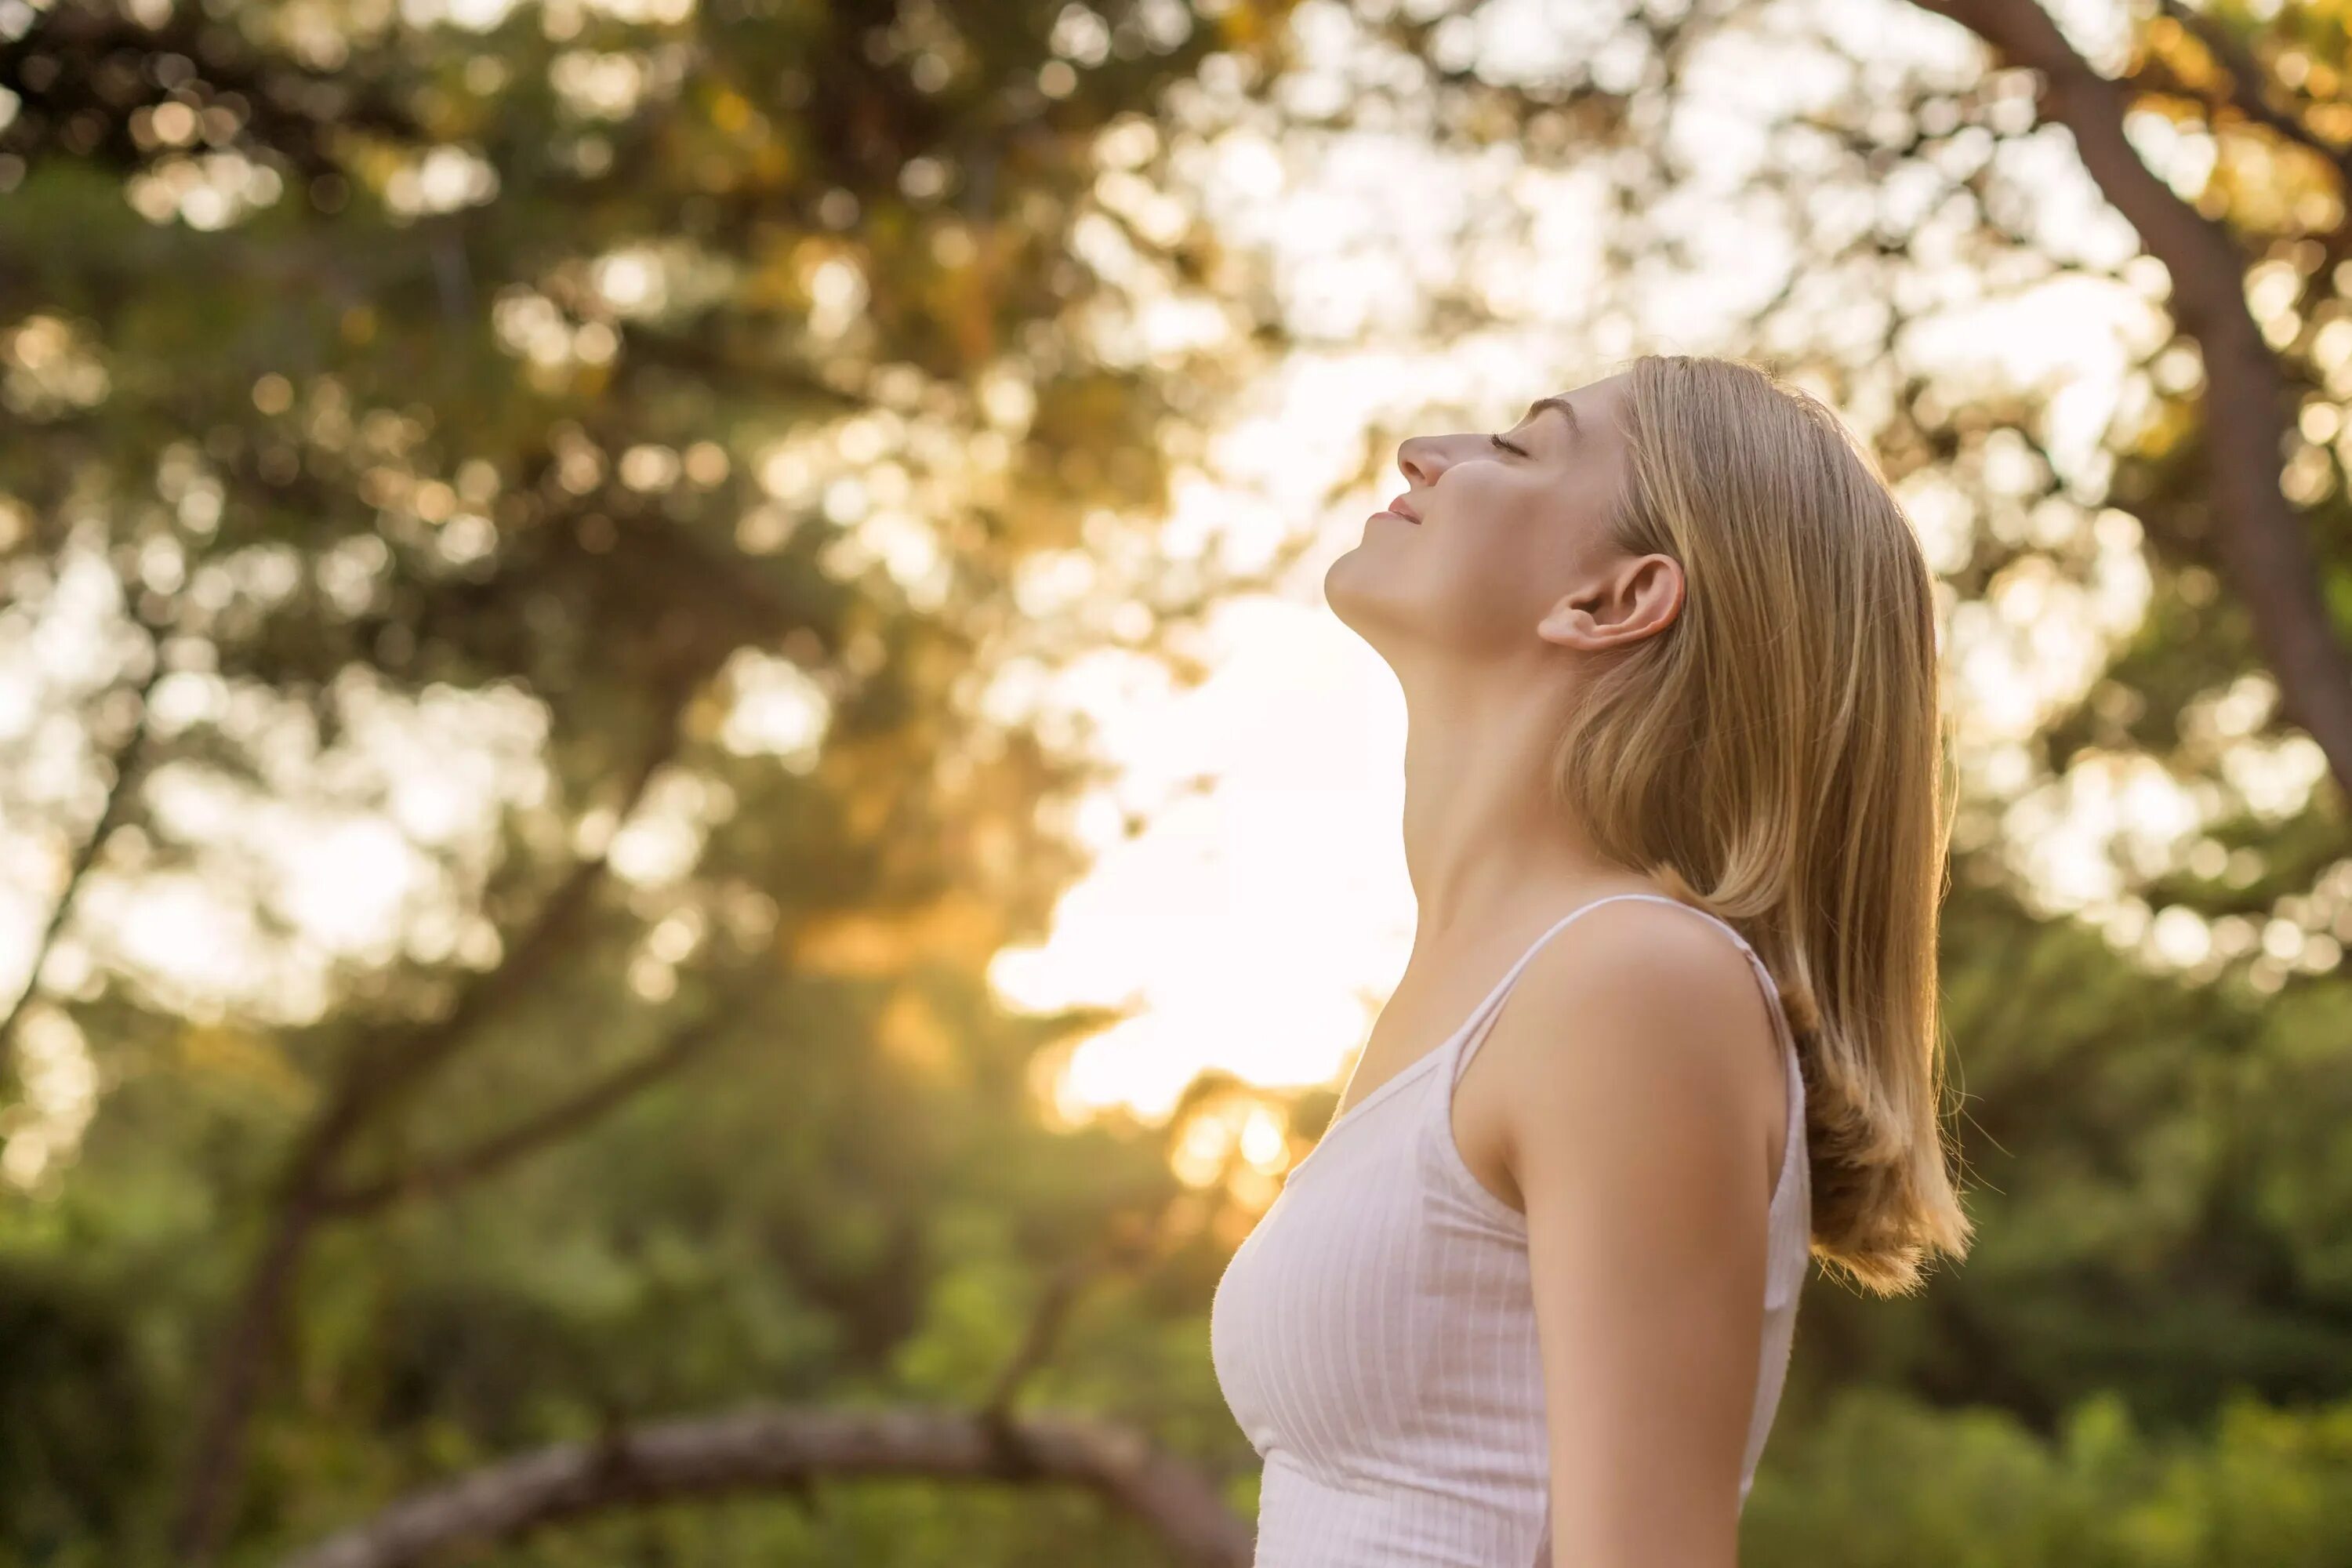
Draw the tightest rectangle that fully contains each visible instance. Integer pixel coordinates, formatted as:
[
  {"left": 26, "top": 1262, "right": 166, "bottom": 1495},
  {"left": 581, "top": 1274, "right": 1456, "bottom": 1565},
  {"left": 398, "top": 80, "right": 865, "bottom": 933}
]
[{"left": 0, "top": 0, "right": 1301, "bottom": 1561}]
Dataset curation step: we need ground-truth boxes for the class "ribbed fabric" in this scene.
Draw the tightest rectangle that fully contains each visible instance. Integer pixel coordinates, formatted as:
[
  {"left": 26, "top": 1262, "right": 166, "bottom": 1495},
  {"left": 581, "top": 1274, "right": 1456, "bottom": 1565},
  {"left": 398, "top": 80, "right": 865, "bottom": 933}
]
[{"left": 1210, "top": 892, "right": 1812, "bottom": 1568}]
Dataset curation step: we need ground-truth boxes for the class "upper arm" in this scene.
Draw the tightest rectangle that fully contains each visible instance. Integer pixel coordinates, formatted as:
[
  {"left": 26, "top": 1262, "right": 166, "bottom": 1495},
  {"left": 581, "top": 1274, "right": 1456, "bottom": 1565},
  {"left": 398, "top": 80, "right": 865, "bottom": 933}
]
[{"left": 1480, "top": 909, "right": 1779, "bottom": 1567}]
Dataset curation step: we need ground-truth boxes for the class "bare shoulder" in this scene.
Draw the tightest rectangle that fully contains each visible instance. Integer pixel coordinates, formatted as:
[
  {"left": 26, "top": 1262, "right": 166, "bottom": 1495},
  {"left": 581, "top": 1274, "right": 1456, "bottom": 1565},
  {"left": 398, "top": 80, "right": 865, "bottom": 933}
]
[
  {"left": 1467, "top": 896, "right": 1786, "bottom": 1559},
  {"left": 1470, "top": 898, "right": 1783, "bottom": 1199}
]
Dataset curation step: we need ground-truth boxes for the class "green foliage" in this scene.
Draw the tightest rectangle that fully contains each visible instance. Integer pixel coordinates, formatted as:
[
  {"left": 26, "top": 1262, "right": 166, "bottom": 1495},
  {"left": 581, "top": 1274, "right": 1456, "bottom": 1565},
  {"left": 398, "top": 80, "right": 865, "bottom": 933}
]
[{"left": 1744, "top": 1388, "right": 2352, "bottom": 1568}]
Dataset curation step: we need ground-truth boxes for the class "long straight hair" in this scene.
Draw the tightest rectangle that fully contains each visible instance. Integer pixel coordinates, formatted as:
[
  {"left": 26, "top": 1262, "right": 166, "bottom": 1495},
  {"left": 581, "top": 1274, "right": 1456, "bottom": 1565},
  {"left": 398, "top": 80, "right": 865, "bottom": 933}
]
[{"left": 1553, "top": 353, "right": 1973, "bottom": 1296}]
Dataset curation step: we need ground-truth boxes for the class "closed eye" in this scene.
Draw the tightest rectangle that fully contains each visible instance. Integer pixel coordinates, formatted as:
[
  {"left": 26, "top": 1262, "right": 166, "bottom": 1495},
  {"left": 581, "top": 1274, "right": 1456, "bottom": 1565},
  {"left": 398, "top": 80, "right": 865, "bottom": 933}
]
[{"left": 1489, "top": 434, "right": 1528, "bottom": 456}]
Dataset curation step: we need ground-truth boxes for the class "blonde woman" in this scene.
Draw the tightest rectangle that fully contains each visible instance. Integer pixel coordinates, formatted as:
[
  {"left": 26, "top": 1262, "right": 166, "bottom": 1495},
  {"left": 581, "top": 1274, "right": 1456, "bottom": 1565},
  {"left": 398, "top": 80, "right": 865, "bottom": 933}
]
[{"left": 1210, "top": 354, "right": 1973, "bottom": 1568}]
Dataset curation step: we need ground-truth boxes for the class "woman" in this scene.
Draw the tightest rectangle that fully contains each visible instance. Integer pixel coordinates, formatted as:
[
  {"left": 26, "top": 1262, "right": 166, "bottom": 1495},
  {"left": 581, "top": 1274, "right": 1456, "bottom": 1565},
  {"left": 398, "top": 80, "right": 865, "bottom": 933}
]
[{"left": 1209, "top": 354, "right": 1974, "bottom": 1567}]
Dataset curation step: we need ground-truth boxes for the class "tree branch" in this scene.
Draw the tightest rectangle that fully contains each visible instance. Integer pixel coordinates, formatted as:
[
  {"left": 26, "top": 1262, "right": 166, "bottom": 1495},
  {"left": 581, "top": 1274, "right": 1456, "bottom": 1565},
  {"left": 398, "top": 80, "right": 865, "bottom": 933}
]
[
  {"left": 314, "top": 1004, "right": 731, "bottom": 1218},
  {"left": 1911, "top": 0, "right": 2352, "bottom": 803},
  {"left": 0, "top": 655, "right": 162, "bottom": 1083},
  {"left": 170, "top": 670, "right": 709, "bottom": 1565},
  {"left": 978, "top": 1258, "right": 1097, "bottom": 1424},
  {"left": 332, "top": 678, "right": 698, "bottom": 1116},
  {"left": 274, "top": 1404, "right": 1254, "bottom": 1568},
  {"left": 2150, "top": 0, "right": 2352, "bottom": 200}
]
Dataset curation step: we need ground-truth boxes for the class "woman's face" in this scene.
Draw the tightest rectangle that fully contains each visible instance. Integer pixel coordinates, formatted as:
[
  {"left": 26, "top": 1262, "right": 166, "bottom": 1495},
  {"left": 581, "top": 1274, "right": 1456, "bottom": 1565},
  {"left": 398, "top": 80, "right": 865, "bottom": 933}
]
[{"left": 1325, "top": 372, "right": 1648, "bottom": 671}]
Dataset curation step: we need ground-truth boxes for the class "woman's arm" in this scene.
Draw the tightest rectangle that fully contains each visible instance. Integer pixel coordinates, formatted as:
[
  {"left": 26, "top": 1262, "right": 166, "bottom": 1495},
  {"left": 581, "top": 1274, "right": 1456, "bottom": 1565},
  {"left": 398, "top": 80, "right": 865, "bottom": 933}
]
[{"left": 1477, "top": 908, "right": 1782, "bottom": 1567}]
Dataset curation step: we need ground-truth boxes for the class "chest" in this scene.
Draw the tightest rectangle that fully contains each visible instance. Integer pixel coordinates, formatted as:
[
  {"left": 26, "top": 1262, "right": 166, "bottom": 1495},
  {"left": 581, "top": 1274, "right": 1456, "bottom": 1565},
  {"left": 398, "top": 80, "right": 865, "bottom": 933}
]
[
  {"left": 1327, "top": 1008, "right": 1525, "bottom": 1217},
  {"left": 1208, "top": 1065, "right": 1543, "bottom": 1462}
]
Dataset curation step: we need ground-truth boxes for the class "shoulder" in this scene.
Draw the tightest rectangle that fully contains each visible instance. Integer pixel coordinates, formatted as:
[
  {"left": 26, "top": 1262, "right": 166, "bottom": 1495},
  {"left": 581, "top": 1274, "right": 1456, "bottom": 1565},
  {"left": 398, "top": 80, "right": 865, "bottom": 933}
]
[
  {"left": 1490, "top": 899, "right": 1787, "bottom": 1558},
  {"left": 1479, "top": 898, "right": 1780, "bottom": 1184}
]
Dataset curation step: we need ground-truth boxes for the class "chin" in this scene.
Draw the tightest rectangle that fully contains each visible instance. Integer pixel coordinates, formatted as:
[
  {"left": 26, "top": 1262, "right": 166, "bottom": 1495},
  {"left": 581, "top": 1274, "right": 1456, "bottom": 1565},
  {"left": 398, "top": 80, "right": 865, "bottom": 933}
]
[
  {"left": 1322, "top": 546, "right": 1403, "bottom": 648},
  {"left": 1323, "top": 543, "right": 1374, "bottom": 625}
]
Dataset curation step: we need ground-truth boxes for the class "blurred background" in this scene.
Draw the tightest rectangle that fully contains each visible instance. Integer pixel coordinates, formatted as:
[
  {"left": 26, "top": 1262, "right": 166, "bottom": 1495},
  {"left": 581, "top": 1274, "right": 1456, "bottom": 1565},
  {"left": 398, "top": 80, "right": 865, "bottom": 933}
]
[{"left": 2, "top": 0, "right": 2351, "bottom": 1563}]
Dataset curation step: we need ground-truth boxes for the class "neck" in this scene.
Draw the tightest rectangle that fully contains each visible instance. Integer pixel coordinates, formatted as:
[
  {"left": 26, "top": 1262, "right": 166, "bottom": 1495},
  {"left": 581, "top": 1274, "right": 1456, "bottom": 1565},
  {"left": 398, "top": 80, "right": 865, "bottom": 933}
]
[{"left": 1396, "top": 666, "right": 1646, "bottom": 955}]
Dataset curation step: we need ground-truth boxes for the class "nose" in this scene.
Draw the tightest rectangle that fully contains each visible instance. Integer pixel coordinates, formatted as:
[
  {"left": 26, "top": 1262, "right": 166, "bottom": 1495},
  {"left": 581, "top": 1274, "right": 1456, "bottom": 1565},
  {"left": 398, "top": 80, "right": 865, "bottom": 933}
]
[{"left": 1397, "top": 434, "right": 1447, "bottom": 490}]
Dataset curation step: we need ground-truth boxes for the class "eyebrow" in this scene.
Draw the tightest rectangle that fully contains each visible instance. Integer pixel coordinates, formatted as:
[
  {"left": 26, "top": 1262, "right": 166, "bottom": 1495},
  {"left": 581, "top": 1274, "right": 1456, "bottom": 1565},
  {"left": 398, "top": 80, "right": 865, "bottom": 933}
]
[{"left": 1524, "top": 395, "right": 1581, "bottom": 439}]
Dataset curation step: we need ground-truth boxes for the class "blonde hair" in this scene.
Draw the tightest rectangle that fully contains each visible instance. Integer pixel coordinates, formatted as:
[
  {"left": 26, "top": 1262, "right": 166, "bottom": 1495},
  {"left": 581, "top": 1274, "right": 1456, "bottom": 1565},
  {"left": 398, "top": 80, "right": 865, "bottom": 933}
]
[{"left": 1552, "top": 352, "right": 1973, "bottom": 1296}]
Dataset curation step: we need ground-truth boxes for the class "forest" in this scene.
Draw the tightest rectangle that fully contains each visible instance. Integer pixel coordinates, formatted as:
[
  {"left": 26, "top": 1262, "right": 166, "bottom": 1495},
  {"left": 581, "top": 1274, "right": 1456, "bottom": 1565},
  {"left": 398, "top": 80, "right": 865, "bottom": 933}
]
[{"left": 2, "top": 0, "right": 2351, "bottom": 1563}]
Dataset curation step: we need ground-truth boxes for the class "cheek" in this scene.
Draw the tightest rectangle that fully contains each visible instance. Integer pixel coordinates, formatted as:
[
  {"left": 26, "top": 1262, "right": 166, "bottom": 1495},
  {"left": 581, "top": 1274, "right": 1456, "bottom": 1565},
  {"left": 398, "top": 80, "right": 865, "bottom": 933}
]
[
  {"left": 1439, "top": 526, "right": 1544, "bottom": 608},
  {"left": 1439, "top": 480, "right": 1556, "bottom": 587},
  {"left": 1405, "top": 514, "right": 1561, "bottom": 648}
]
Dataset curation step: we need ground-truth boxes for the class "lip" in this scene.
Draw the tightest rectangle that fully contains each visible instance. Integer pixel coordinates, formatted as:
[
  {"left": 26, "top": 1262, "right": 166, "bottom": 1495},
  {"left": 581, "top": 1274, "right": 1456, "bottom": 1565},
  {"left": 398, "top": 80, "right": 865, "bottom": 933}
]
[{"left": 1383, "top": 493, "right": 1423, "bottom": 523}]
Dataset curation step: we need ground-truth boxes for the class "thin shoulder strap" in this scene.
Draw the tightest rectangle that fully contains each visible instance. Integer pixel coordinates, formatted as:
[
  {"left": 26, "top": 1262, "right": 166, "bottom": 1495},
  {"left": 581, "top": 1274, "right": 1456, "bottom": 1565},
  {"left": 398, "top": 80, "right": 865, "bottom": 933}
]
[
  {"left": 1613, "top": 894, "right": 1786, "bottom": 1008},
  {"left": 1449, "top": 891, "right": 1791, "bottom": 1087},
  {"left": 1446, "top": 893, "right": 1670, "bottom": 1087},
  {"left": 1611, "top": 895, "right": 1802, "bottom": 1088}
]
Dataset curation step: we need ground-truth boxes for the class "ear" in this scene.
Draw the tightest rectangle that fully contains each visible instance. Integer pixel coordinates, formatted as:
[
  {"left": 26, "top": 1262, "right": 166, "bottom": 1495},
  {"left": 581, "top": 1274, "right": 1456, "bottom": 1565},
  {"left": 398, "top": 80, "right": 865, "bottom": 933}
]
[
  {"left": 1537, "top": 554, "right": 1683, "bottom": 650},
  {"left": 1535, "top": 599, "right": 1606, "bottom": 650}
]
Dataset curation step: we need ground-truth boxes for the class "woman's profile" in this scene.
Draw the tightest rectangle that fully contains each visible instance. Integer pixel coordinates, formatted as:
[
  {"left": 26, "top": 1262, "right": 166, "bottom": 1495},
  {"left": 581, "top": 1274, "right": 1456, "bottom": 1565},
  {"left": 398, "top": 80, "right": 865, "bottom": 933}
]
[{"left": 1209, "top": 353, "right": 1974, "bottom": 1567}]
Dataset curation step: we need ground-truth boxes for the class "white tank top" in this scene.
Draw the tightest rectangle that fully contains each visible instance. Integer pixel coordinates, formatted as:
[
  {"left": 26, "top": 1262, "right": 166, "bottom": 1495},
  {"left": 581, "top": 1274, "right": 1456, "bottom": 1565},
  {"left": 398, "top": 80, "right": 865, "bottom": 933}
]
[{"left": 1210, "top": 892, "right": 1811, "bottom": 1567}]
